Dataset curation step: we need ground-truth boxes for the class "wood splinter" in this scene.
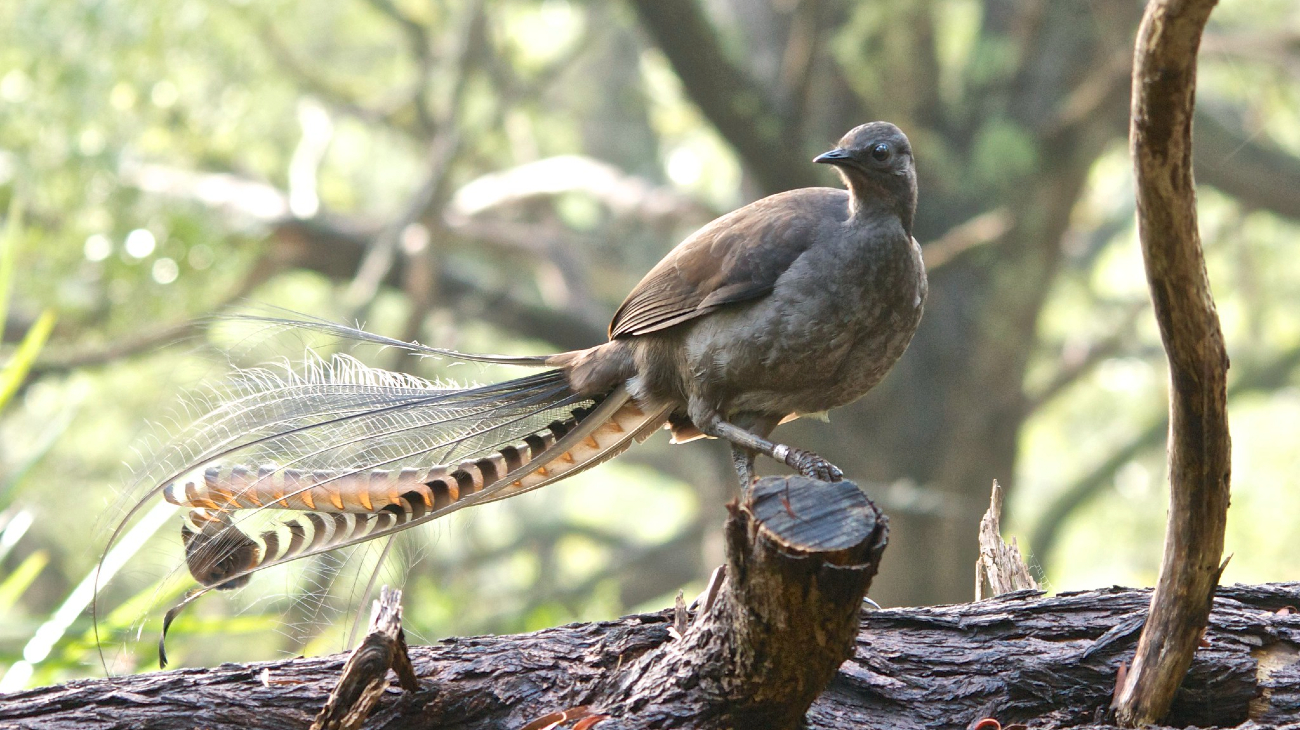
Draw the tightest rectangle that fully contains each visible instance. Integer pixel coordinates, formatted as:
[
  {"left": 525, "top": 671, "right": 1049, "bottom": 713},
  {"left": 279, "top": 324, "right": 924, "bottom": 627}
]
[
  {"left": 975, "top": 479, "right": 1039, "bottom": 600},
  {"left": 311, "top": 586, "right": 420, "bottom": 730}
]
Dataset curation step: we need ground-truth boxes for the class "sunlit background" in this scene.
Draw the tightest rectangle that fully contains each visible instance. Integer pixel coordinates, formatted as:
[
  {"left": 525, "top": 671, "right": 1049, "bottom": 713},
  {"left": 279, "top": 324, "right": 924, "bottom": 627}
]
[{"left": 1, "top": 0, "right": 1299, "bottom": 689}]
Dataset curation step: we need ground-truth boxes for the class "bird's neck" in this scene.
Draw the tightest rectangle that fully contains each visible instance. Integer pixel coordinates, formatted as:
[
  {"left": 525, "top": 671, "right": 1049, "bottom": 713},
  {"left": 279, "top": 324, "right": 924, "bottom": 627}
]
[{"left": 844, "top": 175, "right": 916, "bottom": 237}]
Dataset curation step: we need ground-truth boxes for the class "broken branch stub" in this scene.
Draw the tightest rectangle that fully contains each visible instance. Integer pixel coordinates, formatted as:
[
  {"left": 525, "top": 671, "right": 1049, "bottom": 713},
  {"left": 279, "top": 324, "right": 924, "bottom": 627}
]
[
  {"left": 976, "top": 480, "right": 1039, "bottom": 600},
  {"left": 311, "top": 586, "right": 418, "bottom": 730}
]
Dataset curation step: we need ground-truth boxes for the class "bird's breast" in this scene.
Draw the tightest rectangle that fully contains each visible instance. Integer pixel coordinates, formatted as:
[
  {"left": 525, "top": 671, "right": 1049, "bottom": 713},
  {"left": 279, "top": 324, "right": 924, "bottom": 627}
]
[{"left": 682, "top": 228, "right": 926, "bottom": 417}]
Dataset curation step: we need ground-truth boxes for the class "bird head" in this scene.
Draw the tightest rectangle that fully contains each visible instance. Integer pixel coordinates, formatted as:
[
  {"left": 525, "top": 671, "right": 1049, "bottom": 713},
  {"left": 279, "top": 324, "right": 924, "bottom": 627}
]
[{"left": 815, "top": 122, "right": 917, "bottom": 233}]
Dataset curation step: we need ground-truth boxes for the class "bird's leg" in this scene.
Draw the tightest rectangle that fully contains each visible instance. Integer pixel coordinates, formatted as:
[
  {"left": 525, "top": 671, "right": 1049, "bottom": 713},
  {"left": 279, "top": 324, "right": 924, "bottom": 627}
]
[
  {"left": 732, "top": 438, "right": 800, "bottom": 519},
  {"left": 702, "top": 419, "right": 844, "bottom": 483},
  {"left": 731, "top": 443, "right": 758, "bottom": 487}
]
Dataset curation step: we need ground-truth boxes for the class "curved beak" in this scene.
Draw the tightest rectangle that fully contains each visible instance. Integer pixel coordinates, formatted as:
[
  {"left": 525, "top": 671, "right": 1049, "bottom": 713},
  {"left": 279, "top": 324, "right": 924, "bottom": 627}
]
[{"left": 814, "top": 148, "right": 851, "bottom": 165}]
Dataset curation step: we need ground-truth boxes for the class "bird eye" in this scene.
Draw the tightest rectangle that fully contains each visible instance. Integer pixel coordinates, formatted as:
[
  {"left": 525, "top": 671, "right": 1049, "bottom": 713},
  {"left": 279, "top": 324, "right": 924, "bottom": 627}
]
[{"left": 871, "top": 143, "right": 891, "bottom": 161}]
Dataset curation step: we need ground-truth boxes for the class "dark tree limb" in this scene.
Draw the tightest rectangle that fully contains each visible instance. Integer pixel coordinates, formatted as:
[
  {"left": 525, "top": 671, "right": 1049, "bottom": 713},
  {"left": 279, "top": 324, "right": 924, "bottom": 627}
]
[
  {"left": 97, "top": 154, "right": 990, "bottom": 368},
  {"left": 252, "top": 21, "right": 414, "bottom": 136},
  {"left": 918, "top": 207, "right": 1013, "bottom": 270},
  {"left": 1194, "top": 110, "right": 1300, "bottom": 222},
  {"left": 341, "top": 0, "right": 483, "bottom": 311},
  {"left": 5, "top": 584, "right": 1300, "bottom": 729},
  {"left": 358, "top": 0, "right": 437, "bottom": 136},
  {"left": 268, "top": 216, "right": 609, "bottom": 351},
  {"left": 774, "top": 0, "right": 824, "bottom": 139},
  {"left": 24, "top": 251, "right": 284, "bottom": 380},
  {"left": 1028, "top": 342, "right": 1300, "bottom": 568},
  {"left": 1117, "top": 0, "right": 1231, "bottom": 725},
  {"left": 1023, "top": 302, "right": 1146, "bottom": 415},
  {"left": 625, "top": 0, "right": 819, "bottom": 194}
]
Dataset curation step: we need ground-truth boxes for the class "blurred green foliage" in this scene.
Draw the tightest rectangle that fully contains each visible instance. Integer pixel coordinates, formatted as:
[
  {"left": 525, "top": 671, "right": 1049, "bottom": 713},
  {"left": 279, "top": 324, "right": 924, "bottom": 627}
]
[{"left": 0, "top": 0, "right": 1298, "bottom": 691}]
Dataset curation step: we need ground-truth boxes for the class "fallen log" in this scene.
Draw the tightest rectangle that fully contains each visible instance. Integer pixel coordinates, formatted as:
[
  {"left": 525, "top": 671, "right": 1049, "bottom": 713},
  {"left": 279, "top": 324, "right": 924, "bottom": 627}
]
[{"left": 3, "top": 583, "right": 1299, "bottom": 729}]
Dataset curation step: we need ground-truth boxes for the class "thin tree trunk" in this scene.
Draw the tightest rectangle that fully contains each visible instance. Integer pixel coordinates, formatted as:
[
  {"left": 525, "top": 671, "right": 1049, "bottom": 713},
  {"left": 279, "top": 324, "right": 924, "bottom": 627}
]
[{"left": 1115, "top": 0, "right": 1231, "bottom": 724}]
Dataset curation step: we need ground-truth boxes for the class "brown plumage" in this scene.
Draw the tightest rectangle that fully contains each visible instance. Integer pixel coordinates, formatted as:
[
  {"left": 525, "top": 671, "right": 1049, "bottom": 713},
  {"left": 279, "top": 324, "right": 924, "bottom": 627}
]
[{"left": 553, "top": 120, "right": 926, "bottom": 484}]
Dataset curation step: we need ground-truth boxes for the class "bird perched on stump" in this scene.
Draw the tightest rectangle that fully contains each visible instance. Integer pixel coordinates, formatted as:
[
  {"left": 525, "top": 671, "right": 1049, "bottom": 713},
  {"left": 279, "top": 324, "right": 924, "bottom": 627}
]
[
  {"left": 113, "top": 121, "right": 926, "bottom": 614},
  {"left": 552, "top": 120, "right": 926, "bottom": 486}
]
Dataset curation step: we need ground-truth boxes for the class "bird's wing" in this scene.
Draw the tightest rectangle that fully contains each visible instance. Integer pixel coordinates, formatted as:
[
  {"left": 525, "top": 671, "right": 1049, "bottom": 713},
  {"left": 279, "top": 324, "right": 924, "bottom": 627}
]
[{"left": 609, "top": 188, "right": 848, "bottom": 339}]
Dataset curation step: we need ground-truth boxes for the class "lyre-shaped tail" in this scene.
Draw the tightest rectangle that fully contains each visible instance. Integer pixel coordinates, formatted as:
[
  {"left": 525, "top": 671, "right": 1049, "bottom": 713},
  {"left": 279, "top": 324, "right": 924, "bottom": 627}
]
[
  {"left": 95, "top": 322, "right": 671, "bottom": 668},
  {"left": 170, "top": 387, "right": 668, "bottom": 590}
]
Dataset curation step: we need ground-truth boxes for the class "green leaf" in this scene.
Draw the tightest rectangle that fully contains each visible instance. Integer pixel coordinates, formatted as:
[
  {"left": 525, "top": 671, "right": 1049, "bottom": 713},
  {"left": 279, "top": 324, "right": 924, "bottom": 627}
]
[
  {"left": 0, "top": 197, "right": 19, "bottom": 343},
  {"left": 0, "top": 309, "right": 56, "bottom": 411},
  {"left": 0, "top": 550, "right": 50, "bottom": 615}
]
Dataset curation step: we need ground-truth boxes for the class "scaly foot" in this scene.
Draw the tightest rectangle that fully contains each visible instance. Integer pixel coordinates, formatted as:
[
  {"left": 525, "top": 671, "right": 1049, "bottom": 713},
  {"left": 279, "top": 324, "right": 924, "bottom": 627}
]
[{"left": 775, "top": 446, "right": 844, "bottom": 482}]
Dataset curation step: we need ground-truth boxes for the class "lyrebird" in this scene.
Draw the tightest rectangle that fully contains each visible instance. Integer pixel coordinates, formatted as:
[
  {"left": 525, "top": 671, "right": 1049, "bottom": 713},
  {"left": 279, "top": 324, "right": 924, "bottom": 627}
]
[{"left": 101, "top": 121, "right": 925, "bottom": 663}]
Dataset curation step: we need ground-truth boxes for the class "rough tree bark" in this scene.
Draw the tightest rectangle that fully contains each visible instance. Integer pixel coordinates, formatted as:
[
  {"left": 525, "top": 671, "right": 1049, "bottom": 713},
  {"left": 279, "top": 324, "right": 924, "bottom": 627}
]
[
  {"left": 590, "top": 476, "right": 886, "bottom": 730},
  {"left": 1116, "top": 0, "right": 1232, "bottom": 725},
  {"left": 3, "top": 584, "right": 1299, "bottom": 729}
]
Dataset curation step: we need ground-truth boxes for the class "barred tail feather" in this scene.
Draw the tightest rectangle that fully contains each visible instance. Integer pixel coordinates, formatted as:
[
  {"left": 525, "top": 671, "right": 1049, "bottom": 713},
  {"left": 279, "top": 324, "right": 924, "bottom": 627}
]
[
  {"left": 173, "top": 387, "right": 667, "bottom": 590},
  {"left": 95, "top": 346, "right": 659, "bottom": 666},
  {"left": 153, "top": 386, "right": 667, "bottom": 665}
]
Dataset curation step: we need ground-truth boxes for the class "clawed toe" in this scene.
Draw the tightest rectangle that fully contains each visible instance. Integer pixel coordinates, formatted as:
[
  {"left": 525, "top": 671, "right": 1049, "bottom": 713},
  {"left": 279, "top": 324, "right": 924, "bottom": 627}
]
[{"left": 782, "top": 447, "right": 844, "bottom": 483}]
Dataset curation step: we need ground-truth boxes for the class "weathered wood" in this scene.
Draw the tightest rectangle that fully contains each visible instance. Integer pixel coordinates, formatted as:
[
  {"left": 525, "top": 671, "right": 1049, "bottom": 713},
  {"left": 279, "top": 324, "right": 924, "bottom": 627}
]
[
  {"left": 1120, "top": 0, "right": 1232, "bottom": 724},
  {"left": 311, "top": 587, "right": 417, "bottom": 730},
  {"left": 592, "top": 475, "right": 888, "bottom": 729},
  {"left": 3, "top": 584, "right": 1299, "bottom": 729},
  {"left": 812, "top": 584, "right": 1300, "bottom": 730},
  {"left": 976, "top": 480, "right": 1038, "bottom": 600}
]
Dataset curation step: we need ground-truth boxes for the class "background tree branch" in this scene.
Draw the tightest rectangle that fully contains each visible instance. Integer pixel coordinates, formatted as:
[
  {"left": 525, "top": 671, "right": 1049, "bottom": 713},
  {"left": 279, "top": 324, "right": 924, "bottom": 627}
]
[
  {"left": 1029, "top": 343, "right": 1300, "bottom": 567},
  {"left": 1193, "top": 110, "right": 1300, "bottom": 222},
  {"left": 626, "top": 0, "right": 820, "bottom": 193}
]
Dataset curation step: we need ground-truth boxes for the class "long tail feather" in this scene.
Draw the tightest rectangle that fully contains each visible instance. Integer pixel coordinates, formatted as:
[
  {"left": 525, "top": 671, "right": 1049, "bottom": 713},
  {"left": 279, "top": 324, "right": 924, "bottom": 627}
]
[
  {"left": 171, "top": 385, "right": 666, "bottom": 588},
  {"left": 97, "top": 335, "right": 669, "bottom": 666},
  {"left": 153, "top": 385, "right": 667, "bottom": 664},
  {"left": 218, "top": 309, "right": 552, "bottom": 367}
]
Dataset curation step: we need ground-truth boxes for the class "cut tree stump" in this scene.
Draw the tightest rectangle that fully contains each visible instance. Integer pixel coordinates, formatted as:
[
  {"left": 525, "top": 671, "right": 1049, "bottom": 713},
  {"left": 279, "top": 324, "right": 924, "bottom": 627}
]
[{"left": 593, "top": 475, "right": 888, "bottom": 729}]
